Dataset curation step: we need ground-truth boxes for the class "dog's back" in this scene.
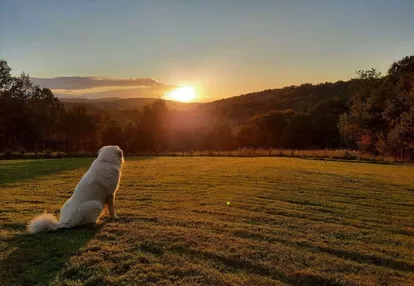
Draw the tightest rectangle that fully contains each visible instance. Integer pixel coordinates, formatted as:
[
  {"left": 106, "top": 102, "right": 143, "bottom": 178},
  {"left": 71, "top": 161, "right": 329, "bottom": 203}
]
[{"left": 72, "top": 158, "right": 121, "bottom": 203}]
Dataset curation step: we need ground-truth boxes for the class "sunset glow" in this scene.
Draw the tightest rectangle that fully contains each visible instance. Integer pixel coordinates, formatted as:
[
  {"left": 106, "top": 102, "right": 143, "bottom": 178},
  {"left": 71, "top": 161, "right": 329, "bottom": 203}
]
[{"left": 165, "top": 86, "right": 195, "bottom": 102}]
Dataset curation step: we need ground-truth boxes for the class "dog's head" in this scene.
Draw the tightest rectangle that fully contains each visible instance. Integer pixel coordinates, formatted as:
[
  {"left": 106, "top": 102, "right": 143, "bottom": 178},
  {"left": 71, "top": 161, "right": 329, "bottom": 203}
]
[{"left": 98, "top": 145, "right": 124, "bottom": 166}]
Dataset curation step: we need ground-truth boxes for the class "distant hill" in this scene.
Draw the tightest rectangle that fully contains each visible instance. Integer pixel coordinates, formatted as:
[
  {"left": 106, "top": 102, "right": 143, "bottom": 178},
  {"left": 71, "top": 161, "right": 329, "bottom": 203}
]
[
  {"left": 60, "top": 80, "right": 356, "bottom": 124},
  {"left": 191, "top": 80, "right": 356, "bottom": 124}
]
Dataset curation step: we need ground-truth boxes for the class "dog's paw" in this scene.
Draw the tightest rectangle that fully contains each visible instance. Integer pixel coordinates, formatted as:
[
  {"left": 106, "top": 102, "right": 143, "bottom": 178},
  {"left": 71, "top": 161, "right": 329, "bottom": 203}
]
[{"left": 111, "top": 214, "right": 119, "bottom": 219}]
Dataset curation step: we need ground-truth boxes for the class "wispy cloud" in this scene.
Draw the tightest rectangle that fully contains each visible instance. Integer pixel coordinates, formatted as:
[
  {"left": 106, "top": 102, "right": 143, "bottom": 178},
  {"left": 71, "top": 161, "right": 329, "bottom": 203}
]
[
  {"left": 31, "top": 76, "right": 177, "bottom": 98},
  {"left": 32, "top": 76, "right": 165, "bottom": 90}
]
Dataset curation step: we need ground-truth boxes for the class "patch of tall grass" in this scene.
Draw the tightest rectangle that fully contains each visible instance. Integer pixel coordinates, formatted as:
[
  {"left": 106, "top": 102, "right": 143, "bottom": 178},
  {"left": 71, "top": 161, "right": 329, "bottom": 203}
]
[{"left": 0, "top": 148, "right": 408, "bottom": 163}]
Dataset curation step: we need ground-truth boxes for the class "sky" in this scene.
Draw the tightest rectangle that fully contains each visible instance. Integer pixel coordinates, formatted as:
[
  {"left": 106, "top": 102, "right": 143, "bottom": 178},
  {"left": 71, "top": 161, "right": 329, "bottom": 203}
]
[{"left": 1, "top": 0, "right": 414, "bottom": 101}]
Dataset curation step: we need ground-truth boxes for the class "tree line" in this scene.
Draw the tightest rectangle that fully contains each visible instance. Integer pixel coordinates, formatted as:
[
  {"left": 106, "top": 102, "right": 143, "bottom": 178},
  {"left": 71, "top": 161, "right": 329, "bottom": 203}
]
[{"left": 0, "top": 56, "right": 413, "bottom": 159}]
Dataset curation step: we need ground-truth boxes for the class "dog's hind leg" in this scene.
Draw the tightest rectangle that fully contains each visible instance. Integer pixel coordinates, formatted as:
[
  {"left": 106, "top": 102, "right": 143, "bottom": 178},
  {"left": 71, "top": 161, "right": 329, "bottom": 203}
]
[
  {"left": 79, "top": 200, "right": 104, "bottom": 225},
  {"left": 66, "top": 200, "right": 103, "bottom": 227}
]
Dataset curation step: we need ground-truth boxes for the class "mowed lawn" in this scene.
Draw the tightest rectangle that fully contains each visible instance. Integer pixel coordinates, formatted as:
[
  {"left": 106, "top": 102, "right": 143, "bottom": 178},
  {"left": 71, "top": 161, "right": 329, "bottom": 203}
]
[{"left": 1, "top": 157, "right": 413, "bottom": 285}]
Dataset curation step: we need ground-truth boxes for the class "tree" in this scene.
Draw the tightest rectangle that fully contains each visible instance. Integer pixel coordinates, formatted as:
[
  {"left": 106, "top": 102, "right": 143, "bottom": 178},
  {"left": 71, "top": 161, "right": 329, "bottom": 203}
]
[
  {"left": 387, "top": 108, "right": 414, "bottom": 155},
  {"left": 339, "top": 69, "right": 384, "bottom": 151},
  {"left": 310, "top": 97, "right": 348, "bottom": 148},
  {"left": 281, "top": 113, "right": 314, "bottom": 149},
  {"left": 383, "top": 56, "right": 414, "bottom": 157},
  {"left": 134, "top": 100, "right": 170, "bottom": 152},
  {"left": 29, "top": 87, "right": 64, "bottom": 150},
  {"left": 101, "top": 120, "right": 125, "bottom": 150},
  {"left": 61, "top": 104, "right": 99, "bottom": 152},
  {"left": 205, "top": 123, "right": 236, "bottom": 150},
  {"left": 0, "top": 59, "right": 12, "bottom": 90},
  {"left": 0, "top": 60, "right": 63, "bottom": 151},
  {"left": 236, "top": 123, "right": 262, "bottom": 148},
  {"left": 260, "top": 110, "right": 289, "bottom": 148},
  {"left": 339, "top": 55, "right": 414, "bottom": 157}
]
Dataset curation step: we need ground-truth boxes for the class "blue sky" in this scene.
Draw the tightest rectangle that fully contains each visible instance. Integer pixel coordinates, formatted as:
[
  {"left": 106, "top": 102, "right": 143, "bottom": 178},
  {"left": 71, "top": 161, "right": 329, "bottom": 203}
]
[{"left": 1, "top": 0, "right": 413, "bottom": 101}]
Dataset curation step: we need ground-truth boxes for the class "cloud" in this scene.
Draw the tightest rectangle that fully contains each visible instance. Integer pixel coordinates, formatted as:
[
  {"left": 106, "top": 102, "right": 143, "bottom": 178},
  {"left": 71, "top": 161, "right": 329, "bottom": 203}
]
[
  {"left": 31, "top": 76, "right": 165, "bottom": 90},
  {"left": 31, "top": 76, "right": 178, "bottom": 98}
]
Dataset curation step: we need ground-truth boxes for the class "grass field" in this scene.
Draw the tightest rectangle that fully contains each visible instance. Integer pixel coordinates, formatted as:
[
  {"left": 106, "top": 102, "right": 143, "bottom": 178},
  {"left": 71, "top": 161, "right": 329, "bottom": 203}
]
[{"left": 1, "top": 157, "right": 413, "bottom": 285}]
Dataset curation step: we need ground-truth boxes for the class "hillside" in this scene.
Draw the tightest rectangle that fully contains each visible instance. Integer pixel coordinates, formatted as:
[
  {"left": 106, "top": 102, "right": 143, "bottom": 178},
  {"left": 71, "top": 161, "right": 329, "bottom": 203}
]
[
  {"left": 60, "top": 80, "right": 356, "bottom": 124},
  {"left": 195, "top": 80, "right": 356, "bottom": 124}
]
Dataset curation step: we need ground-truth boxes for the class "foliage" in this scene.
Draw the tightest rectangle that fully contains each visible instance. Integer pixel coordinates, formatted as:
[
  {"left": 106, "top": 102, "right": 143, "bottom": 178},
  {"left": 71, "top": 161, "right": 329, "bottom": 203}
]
[
  {"left": 0, "top": 65, "right": 64, "bottom": 151},
  {"left": 339, "top": 55, "right": 414, "bottom": 158},
  {"left": 0, "top": 56, "right": 413, "bottom": 159}
]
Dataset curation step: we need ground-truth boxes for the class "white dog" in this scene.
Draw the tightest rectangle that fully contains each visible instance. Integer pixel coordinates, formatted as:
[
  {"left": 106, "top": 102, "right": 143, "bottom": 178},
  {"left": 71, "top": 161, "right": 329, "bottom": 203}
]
[{"left": 28, "top": 145, "right": 124, "bottom": 233}]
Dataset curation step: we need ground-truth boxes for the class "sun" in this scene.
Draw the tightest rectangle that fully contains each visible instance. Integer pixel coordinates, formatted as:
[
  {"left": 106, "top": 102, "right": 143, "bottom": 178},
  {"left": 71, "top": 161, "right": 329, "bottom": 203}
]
[{"left": 165, "top": 86, "right": 195, "bottom": 102}]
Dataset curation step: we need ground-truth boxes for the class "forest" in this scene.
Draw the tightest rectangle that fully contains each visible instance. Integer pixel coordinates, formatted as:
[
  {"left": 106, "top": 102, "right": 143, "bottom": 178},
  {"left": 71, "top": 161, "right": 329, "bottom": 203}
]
[{"left": 0, "top": 55, "right": 413, "bottom": 159}]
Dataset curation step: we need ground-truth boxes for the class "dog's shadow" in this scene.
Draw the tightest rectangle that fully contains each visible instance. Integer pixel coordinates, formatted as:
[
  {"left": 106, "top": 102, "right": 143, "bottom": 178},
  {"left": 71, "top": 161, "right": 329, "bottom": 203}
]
[{"left": 2, "top": 223, "right": 103, "bottom": 285}]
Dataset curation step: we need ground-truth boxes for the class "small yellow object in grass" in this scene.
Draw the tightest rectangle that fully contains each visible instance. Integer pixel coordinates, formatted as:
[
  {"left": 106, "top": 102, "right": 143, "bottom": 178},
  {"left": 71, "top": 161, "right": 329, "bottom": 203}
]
[{"left": 226, "top": 201, "right": 231, "bottom": 206}]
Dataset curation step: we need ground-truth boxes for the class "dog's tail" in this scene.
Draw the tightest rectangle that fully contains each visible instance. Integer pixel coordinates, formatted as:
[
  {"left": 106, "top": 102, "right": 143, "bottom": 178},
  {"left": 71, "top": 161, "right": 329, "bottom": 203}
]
[{"left": 27, "top": 212, "right": 64, "bottom": 234}]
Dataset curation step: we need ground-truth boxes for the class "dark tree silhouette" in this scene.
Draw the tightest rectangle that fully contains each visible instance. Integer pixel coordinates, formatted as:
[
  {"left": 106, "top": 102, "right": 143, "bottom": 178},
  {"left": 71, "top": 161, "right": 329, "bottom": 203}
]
[{"left": 1, "top": 55, "right": 413, "bottom": 159}]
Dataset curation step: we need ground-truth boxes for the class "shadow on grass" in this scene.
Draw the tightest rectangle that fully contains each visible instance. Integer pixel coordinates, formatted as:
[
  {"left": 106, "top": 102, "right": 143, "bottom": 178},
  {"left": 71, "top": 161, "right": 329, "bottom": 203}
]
[
  {"left": 0, "top": 156, "right": 157, "bottom": 187},
  {"left": 1, "top": 224, "right": 102, "bottom": 286},
  {"left": 0, "top": 158, "right": 93, "bottom": 186}
]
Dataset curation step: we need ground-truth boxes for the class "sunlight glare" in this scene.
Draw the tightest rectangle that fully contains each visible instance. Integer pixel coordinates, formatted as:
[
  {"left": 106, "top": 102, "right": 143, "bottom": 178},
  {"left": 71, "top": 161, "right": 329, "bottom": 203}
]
[{"left": 165, "top": 86, "right": 195, "bottom": 102}]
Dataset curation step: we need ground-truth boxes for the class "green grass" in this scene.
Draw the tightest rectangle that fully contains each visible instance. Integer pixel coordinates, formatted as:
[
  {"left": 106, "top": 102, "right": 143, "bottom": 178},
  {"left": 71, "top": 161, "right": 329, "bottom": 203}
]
[{"left": 1, "top": 157, "right": 413, "bottom": 285}]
